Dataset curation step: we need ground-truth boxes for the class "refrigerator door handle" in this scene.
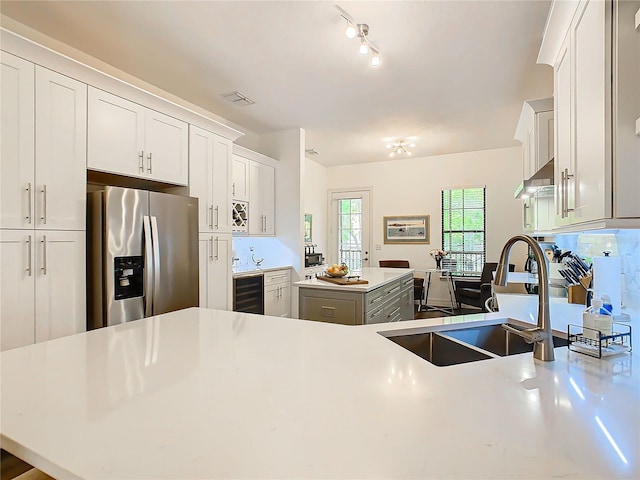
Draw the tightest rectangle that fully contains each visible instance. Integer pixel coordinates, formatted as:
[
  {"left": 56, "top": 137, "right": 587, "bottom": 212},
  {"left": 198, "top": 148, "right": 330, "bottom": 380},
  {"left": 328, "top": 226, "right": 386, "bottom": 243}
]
[
  {"left": 143, "top": 215, "right": 154, "bottom": 317},
  {"left": 150, "top": 216, "right": 161, "bottom": 315}
]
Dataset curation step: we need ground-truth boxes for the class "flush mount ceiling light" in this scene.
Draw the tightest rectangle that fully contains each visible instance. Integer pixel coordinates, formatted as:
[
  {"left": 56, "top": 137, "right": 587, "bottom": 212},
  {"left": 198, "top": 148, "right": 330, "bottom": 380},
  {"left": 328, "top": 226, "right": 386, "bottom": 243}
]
[
  {"left": 221, "top": 90, "right": 255, "bottom": 106},
  {"left": 337, "top": 5, "right": 381, "bottom": 67},
  {"left": 386, "top": 140, "right": 416, "bottom": 158}
]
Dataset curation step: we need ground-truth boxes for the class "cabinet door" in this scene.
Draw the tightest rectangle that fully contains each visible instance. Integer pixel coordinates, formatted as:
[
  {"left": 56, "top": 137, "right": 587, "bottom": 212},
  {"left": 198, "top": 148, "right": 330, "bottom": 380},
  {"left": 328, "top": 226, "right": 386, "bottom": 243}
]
[
  {"left": 260, "top": 163, "right": 275, "bottom": 235},
  {"left": 198, "top": 234, "right": 231, "bottom": 310},
  {"left": 264, "top": 284, "right": 290, "bottom": 318},
  {"left": 190, "top": 127, "right": 215, "bottom": 232},
  {"left": 535, "top": 110, "right": 554, "bottom": 168},
  {"left": 87, "top": 87, "right": 145, "bottom": 178},
  {"left": 249, "top": 161, "right": 275, "bottom": 235},
  {"left": 572, "top": 0, "right": 610, "bottom": 222},
  {"left": 0, "top": 230, "right": 35, "bottom": 351},
  {"left": 232, "top": 155, "right": 249, "bottom": 201},
  {"left": 35, "top": 67, "right": 87, "bottom": 230},
  {"left": 144, "top": 108, "right": 188, "bottom": 185},
  {"left": 554, "top": 37, "right": 573, "bottom": 226},
  {"left": 1, "top": 52, "right": 35, "bottom": 230},
  {"left": 211, "top": 136, "right": 232, "bottom": 233},
  {"left": 198, "top": 233, "right": 212, "bottom": 307},
  {"left": 34, "top": 231, "right": 86, "bottom": 343},
  {"left": 399, "top": 286, "right": 414, "bottom": 321},
  {"left": 210, "top": 235, "right": 232, "bottom": 310}
]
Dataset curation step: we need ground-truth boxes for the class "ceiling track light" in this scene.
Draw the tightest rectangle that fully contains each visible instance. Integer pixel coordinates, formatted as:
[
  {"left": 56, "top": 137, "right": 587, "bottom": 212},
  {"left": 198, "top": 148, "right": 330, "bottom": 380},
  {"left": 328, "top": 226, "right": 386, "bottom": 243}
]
[
  {"left": 386, "top": 140, "right": 415, "bottom": 158},
  {"left": 337, "top": 5, "right": 381, "bottom": 67}
]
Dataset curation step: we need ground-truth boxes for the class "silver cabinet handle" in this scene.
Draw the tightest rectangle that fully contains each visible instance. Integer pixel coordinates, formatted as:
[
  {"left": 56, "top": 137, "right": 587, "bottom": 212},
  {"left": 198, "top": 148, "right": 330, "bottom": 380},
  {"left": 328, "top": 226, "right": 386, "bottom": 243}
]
[
  {"left": 523, "top": 202, "right": 531, "bottom": 227},
  {"left": 208, "top": 236, "right": 213, "bottom": 261},
  {"left": 232, "top": 182, "right": 236, "bottom": 196},
  {"left": 564, "top": 168, "right": 574, "bottom": 215},
  {"left": 209, "top": 205, "right": 214, "bottom": 229},
  {"left": 26, "top": 235, "right": 32, "bottom": 276},
  {"left": 214, "top": 236, "right": 219, "bottom": 260},
  {"left": 139, "top": 151, "right": 144, "bottom": 172},
  {"left": 26, "top": 183, "right": 32, "bottom": 224},
  {"left": 147, "top": 152, "right": 153, "bottom": 173},
  {"left": 41, "top": 185, "right": 47, "bottom": 224},
  {"left": 214, "top": 206, "right": 219, "bottom": 229},
  {"left": 387, "top": 306, "right": 401, "bottom": 319},
  {"left": 41, "top": 235, "right": 47, "bottom": 275}
]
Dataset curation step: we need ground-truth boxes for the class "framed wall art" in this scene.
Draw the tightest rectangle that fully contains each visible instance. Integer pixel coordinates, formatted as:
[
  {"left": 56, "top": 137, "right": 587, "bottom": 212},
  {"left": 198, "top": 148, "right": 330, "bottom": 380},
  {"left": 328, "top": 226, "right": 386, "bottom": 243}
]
[{"left": 383, "top": 215, "right": 430, "bottom": 244}]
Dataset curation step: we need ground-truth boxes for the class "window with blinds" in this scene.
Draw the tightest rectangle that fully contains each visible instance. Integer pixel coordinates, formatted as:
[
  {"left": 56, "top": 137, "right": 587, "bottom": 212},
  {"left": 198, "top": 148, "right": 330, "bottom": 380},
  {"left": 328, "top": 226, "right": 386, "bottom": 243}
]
[{"left": 441, "top": 187, "right": 486, "bottom": 276}]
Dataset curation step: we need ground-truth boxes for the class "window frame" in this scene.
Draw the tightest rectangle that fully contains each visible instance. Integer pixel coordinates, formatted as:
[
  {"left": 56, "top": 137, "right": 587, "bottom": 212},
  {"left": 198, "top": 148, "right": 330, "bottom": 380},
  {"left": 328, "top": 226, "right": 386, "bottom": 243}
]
[{"left": 441, "top": 186, "right": 486, "bottom": 277}]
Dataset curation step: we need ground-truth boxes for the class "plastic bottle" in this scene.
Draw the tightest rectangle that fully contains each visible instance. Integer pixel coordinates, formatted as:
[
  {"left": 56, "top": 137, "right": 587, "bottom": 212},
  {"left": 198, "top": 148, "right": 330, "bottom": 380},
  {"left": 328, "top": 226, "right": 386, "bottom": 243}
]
[
  {"left": 600, "top": 293, "right": 613, "bottom": 315},
  {"left": 582, "top": 298, "right": 613, "bottom": 341}
]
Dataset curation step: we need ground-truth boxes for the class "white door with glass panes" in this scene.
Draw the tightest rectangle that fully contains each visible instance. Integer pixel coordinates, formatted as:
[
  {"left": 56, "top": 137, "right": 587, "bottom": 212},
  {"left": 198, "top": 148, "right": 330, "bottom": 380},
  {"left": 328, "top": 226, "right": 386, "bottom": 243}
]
[{"left": 329, "top": 189, "right": 371, "bottom": 272}]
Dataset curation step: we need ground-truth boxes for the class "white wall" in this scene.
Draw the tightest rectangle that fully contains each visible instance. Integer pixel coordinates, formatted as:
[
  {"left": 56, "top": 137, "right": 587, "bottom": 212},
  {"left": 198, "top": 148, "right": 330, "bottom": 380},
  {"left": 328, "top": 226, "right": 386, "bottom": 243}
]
[
  {"left": 325, "top": 146, "right": 527, "bottom": 304},
  {"left": 303, "top": 157, "right": 329, "bottom": 255}
]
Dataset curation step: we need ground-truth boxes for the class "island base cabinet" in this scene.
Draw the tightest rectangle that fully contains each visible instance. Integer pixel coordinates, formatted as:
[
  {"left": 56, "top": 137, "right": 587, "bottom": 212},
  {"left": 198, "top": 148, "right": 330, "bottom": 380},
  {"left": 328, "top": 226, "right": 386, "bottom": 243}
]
[
  {"left": 300, "top": 290, "right": 360, "bottom": 326},
  {"left": 0, "top": 230, "right": 85, "bottom": 351}
]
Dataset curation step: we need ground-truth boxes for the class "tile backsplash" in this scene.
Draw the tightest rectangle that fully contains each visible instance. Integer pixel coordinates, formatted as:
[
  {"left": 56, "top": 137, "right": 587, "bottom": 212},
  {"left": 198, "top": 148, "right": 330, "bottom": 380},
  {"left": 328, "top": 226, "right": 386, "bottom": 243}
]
[{"left": 554, "top": 229, "right": 640, "bottom": 310}]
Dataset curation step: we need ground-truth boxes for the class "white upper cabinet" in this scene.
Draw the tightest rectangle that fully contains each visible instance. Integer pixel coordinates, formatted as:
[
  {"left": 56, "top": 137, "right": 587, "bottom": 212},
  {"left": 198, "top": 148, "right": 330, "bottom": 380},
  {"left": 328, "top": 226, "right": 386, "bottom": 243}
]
[
  {"left": 190, "top": 126, "right": 232, "bottom": 233},
  {"left": 515, "top": 98, "right": 554, "bottom": 180},
  {"left": 540, "top": 0, "right": 640, "bottom": 230},
  {"left": 248, "top": 161, "right": 275, "bottom": 235},
  {"left": 233, "top": 146, "right": 277, "bottom": 236},
  {"left": 35, "top": 66, "right": 87, "bottom": 230},
  {"left": 232, "top": 154, "right": 250, "bottom": 201},
  {"left": 87, "top": 87, "right": 188, "bottom": 185},
  {"left": 1, "top": 54, "right": 86, "bottom": 231},
  {"left": 1, "top": 52, "right": 35, "bottom": 230}
]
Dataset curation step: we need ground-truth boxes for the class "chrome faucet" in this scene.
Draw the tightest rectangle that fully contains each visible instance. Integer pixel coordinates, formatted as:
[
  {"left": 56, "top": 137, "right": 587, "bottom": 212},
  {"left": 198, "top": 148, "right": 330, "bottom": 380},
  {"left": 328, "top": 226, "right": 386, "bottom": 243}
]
[{"left": 494, "top": 234, "right": 555, "bottom": 361}]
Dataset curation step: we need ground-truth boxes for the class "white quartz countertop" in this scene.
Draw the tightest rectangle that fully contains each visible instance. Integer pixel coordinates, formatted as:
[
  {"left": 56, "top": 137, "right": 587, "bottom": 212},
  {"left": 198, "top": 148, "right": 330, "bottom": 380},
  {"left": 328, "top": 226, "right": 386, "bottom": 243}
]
[
  {"left": 1, "top": 304, "right": 638, "bottom": 479},
  {"left": 293, "top": 266, "right": 413, "bottom": 292},
  {"left": 232, "top": 265, "right": 293, "bottom": 277}
]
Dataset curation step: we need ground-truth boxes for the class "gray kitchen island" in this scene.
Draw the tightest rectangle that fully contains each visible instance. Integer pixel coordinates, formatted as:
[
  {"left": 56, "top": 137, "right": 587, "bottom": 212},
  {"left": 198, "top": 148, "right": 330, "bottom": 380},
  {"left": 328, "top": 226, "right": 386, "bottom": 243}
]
[{"left": 294, "top": 267, "right": 415, "bottom": 325}]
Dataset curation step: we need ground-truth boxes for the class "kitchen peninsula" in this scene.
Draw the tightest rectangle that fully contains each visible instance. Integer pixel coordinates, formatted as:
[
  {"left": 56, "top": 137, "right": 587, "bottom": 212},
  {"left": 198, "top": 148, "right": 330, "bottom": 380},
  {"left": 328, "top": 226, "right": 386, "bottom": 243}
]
[
  {"left": 0, "top": 306, "right": 637, "bottom": 479},
  {"left": 295, "top": 267, "right": 415, "bottom": 325}
]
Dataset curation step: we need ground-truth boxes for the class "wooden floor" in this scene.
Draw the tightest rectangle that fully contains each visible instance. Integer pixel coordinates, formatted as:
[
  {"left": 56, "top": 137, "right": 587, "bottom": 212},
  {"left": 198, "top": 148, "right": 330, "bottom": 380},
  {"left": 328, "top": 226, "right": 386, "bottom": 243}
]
[{"left": 1, "top": 450, "right": 33, "bottom": 480}]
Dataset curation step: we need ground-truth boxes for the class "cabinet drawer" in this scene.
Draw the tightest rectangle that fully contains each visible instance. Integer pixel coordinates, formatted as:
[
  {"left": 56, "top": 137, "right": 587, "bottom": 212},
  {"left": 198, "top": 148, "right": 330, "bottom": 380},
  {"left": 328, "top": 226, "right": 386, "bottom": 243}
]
[
  {"left": 365, "top": 295, "right": 402, "bottom": 325},
  {"left": 264, "top": 269, "right": 290, "bottom": 286},
  {"left": 302, "top": 296, "right": 357, "bottom": 326}
]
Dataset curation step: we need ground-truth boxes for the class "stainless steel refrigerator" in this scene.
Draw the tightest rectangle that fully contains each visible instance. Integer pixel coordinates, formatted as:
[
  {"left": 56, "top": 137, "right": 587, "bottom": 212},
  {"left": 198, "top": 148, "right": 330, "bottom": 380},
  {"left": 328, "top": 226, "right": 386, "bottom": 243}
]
[{"left": 87, "top": 186, "right": 199, "bottom": 329}]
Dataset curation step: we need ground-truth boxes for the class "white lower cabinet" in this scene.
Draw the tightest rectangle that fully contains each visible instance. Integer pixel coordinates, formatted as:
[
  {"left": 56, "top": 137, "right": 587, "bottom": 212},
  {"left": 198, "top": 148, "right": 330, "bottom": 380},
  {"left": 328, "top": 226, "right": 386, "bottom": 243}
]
[
  {"left": 0, "top": 229, "right": 85, "bottom": 351},
  {"left": 198, "top": 233, "right": 232, "bottom": 310},
  {"left": 264, "top": 269, "right": 291, "bottom": 318}
]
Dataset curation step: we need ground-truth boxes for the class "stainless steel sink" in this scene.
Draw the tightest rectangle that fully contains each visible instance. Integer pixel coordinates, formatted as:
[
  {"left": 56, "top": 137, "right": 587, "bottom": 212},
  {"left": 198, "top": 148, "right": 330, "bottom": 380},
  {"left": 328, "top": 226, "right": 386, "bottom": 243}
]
[
  {"left": 386, "top": 331, "right": 495, "bottom": 367},
  {"left": 384, "top": 323, "right": 568, "bottom": 367},
  {"left": 443, "top": 323, "right": 568, "bottom": 357}
]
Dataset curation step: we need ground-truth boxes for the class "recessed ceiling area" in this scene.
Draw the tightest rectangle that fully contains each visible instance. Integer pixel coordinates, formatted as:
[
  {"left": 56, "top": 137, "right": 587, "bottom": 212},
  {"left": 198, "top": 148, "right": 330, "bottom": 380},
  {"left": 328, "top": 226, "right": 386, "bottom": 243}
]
[{"left": 0, "top": 1, "right": 553, "bottom": 167}]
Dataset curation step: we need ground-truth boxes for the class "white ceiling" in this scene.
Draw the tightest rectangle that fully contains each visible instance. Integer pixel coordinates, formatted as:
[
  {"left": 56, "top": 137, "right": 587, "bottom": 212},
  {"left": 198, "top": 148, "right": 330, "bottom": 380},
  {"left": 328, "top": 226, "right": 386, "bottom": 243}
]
[{"left": 1, "top": 0, "right": 553, "bottom": 167}]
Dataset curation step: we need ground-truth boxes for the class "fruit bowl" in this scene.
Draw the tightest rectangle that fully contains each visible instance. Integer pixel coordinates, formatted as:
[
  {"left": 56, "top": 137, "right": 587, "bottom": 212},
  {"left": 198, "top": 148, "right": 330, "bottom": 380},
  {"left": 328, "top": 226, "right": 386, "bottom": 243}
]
[{"left": 326, "top": 270, "right": 348, "bottom": 278}]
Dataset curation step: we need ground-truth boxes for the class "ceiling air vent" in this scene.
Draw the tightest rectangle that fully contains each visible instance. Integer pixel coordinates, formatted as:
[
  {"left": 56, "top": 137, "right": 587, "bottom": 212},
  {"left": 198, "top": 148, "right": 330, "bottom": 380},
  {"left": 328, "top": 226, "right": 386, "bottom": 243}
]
[{"left": 221, "top": 91, "right": 255, "bottom": 106}]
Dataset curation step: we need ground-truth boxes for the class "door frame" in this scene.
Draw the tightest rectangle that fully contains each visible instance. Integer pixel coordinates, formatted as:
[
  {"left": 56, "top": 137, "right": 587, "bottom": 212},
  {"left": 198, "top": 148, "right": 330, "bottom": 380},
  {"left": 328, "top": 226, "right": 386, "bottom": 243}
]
[{"left": 327, "top": 187, "right": 372, "bottom": 270}]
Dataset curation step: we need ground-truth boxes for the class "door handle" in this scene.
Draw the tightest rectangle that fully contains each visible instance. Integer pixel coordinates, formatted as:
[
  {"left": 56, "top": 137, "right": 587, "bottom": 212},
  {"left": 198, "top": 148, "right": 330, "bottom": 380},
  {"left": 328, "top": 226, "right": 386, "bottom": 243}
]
[
  {"left": 41, "top": 235, "right": 47, "bottom": 275},
  {"left": 232, "top": 182, "right": 236, "bottom": 196},
  {"left": 139, "top": 151, "right": 144, "bottom": 172},
  {"left": 209, "top": 205, "right": 214, "bottom": 229},
  {"left": 143, "top": 216, "right": 154, "bottom": 317},
  {"left": 41, "top": 185, "right": 47, "bottom": 224},
  {"left": 150, "top": 216, "right": 161, "bottom": 315},
  {"left": 147, "top": 152, "right": 153, "bottom": 173},
  {"left": 26, "top": 183, "right": 32, "bottom": 224},
  {"left": 209, "top": 236, "right": 213, "bottom": 261},
  {"left": 26, "top": 235, "right": 32, "bottom": 276},
  {"left": 214, "top": 206, "right": 219, "bottom": 229},
  {"left": 214, "top": 236, "right": 219, "bottom": 260}
]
